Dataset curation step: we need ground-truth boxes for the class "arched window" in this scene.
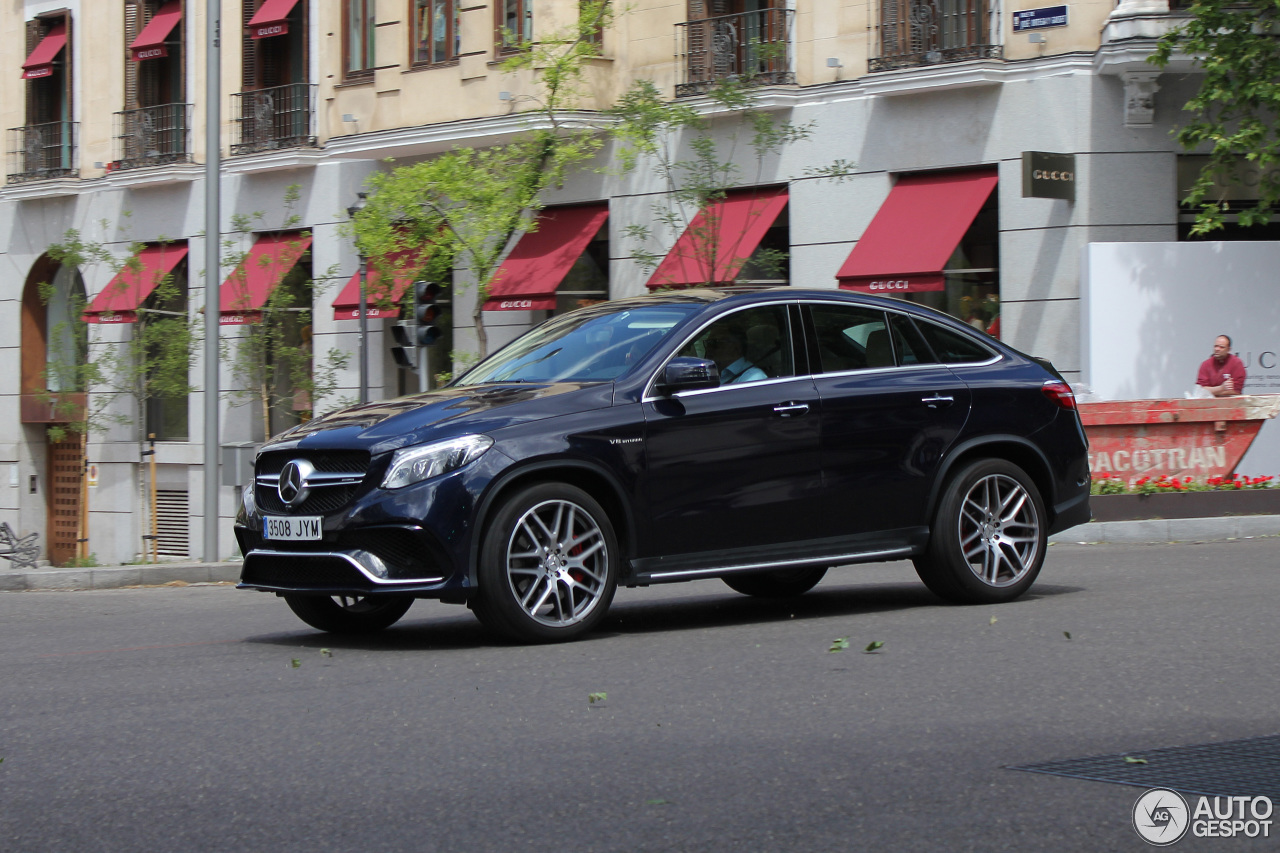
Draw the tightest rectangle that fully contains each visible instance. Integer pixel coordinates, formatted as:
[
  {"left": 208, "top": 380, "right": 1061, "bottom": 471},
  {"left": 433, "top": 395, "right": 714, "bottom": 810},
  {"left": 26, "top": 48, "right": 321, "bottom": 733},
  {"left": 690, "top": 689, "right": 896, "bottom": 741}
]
[{"left": 21, "top": 254, "right": 87, "bottom": 423}]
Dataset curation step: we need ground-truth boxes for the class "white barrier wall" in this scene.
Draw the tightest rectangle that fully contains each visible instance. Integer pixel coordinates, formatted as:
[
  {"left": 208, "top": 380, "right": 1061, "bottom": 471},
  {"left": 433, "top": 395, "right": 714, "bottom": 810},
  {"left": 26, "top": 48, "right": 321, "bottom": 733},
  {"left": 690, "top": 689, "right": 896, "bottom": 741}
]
[{"left": 1081, "top": 241, "right": 1280, "bottom": 474}]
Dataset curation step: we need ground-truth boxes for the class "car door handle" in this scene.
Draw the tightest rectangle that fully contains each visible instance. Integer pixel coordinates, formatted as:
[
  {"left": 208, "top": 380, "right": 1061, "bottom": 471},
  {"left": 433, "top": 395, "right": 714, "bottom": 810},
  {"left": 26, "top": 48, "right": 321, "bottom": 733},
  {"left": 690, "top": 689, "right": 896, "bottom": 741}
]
[
  {"left": 773, "top": 402, "right": 810, "bottom": 417},
  {"left": 922, "top": 395, "right": 955, "bottom": 408}
]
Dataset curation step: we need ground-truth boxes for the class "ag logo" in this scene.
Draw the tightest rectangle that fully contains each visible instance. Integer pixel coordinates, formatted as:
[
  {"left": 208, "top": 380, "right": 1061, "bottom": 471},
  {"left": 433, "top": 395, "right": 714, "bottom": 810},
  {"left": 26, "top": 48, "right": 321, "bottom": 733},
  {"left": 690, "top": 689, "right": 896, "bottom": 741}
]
[
  {"left": 1133, "top": 788, "right": 1190, "bottom": 845},
  {"left": 277, "top": 459, "right": 315, "bottom": 508}
]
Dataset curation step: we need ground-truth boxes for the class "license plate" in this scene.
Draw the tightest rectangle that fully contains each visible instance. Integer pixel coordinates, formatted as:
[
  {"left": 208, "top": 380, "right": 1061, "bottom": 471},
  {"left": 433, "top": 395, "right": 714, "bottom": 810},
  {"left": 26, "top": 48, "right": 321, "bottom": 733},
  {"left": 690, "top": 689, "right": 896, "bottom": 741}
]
[{"left": 263, "top": 516, "right": 322, "bottom": 541}]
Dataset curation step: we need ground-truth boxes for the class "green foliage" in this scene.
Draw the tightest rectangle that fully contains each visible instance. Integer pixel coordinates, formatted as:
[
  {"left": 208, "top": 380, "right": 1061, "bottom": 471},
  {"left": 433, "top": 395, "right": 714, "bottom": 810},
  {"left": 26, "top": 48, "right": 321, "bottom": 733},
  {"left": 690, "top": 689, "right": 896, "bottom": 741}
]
[
  {"left": 863, "top": 640, "right": 885, "bottom": 654},
  {"left": 1152, "top": 0, "right": 1280, "bottom": 234},
  {"left": 606, "top": 78, "right": 845, "bottom": 287},
  {"left": 222, "top": 187, "right": 350, "bottom": 439},
  {"left": 40, "top": 225, "right": 198, "bottom": 444},
  {"left": 588, "top": 691, "right": 608, "bottom": 704},
  {"left": 828, "top": 637, "right": 850, "bottom": 653},
  {"left": 349, "top": 2, "right": 613, "bottom": 359}
]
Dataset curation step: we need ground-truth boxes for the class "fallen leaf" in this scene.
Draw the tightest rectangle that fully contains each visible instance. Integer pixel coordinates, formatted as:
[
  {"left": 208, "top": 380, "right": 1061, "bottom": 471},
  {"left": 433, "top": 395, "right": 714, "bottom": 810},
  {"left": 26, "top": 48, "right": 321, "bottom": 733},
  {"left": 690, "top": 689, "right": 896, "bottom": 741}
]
[
  {"left": 1063, "top": 631, "right": 1072, "bottom": 640},
  {"left": 588, "top": 692, "right": 607, "bottom": 704},
  {"left": 989, "top": 616, "right": 997, "bottom": 625},
  {"left": 1123, "top": 756, "right": 1148, "bottom": 765},
  {"left": 290, "top": 658, "right": 301, "bottom": 669},
  {"left": 320, "top": 648, "right": 333, "bottom": 658},
  {"left": 864, "top": 640, "right": 884, "bottom": 654},
  {"left": 828, "top": 637, "right": 849, "bottom": 653}
]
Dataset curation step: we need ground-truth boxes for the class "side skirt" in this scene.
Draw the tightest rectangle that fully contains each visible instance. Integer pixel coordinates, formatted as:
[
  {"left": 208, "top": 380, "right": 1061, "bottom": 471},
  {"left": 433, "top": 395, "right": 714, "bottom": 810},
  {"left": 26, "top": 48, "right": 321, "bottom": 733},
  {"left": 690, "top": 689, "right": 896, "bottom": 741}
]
[{"left": 625, "top": 527, "right": 928, "bottom": 586}]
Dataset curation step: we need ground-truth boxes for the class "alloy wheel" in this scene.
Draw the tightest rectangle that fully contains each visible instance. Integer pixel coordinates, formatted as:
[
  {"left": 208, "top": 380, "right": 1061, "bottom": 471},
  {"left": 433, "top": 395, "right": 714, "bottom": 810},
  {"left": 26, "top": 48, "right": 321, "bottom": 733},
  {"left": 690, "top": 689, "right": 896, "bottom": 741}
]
[
  {"left": 957, "top": 473, "right": 1042, "bottom": 587},
  {"left": 504, "top": 499, "right": 610, "bottom": 628}
]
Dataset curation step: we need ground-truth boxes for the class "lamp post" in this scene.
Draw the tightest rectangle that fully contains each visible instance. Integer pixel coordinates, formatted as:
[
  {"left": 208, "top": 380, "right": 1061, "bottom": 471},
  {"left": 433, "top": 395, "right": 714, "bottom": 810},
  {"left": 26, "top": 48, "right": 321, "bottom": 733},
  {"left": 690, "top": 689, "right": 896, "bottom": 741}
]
[{"left": 347, "top": 192, "right": 369, "bottom": 404}]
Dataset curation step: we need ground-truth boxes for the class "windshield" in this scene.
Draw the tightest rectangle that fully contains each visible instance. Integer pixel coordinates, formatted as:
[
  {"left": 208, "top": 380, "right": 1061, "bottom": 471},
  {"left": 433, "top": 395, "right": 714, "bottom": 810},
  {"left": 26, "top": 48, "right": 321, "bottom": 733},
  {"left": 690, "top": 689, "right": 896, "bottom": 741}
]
[{"left": 455, "top": 303, "right": 699, "bottom": 386}]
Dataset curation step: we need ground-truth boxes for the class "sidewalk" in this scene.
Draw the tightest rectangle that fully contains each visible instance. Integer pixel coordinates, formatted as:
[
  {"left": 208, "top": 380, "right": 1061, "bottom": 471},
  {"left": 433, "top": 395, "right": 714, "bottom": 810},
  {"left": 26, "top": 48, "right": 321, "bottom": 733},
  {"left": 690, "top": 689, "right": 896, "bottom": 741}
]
[
  {"left": 3, "top": 514, "right": 1279, "bottom": 592},
  {"left": 0, "top": 559, "right": 242, "bottom": 592}
]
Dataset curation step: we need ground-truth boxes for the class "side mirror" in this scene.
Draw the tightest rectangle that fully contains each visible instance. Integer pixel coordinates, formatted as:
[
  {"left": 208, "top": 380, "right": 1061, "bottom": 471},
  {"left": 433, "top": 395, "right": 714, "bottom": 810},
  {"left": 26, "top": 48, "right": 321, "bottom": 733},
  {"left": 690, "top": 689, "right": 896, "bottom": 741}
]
[{"left": 658, "top": 357, "right": 720, "bottom": 394}]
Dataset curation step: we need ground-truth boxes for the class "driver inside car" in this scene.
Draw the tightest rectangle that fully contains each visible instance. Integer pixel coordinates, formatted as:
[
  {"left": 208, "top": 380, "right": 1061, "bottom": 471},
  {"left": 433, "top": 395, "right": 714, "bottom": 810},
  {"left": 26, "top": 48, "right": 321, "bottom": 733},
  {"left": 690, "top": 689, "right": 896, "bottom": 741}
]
[{"left": 703, "top": 325, "right": 766, "bottom": 384}]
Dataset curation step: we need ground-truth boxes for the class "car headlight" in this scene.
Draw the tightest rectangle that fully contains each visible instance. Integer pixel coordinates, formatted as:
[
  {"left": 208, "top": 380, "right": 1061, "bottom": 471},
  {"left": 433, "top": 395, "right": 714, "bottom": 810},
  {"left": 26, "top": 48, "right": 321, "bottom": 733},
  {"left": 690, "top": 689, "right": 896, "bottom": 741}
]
[{"left": 381, "top": 434, "right": 494, "bottom": 490}]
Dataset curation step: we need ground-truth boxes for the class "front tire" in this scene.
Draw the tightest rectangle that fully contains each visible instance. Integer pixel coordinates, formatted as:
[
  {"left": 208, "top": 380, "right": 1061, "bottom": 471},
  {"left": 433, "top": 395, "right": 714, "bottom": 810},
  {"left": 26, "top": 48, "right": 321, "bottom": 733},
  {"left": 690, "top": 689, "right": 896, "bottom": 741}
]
[
  {"left": 723, "top": 566, "right": 828, "bottom": 598},
  {"left": 473, "top": 483, "right": 618, "bottom": 643},
  {"left": 283, "top": 594, "right": 414, "bottom": 634},
  {"left": 913, "top": 459, "right": 1047, "bottom": 604}
]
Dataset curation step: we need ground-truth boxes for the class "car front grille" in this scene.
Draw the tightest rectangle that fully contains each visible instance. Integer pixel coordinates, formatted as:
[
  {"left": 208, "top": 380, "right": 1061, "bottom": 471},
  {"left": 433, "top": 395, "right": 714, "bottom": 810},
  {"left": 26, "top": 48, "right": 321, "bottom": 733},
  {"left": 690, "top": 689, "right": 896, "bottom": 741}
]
[{"left": 254, "top": 449, "right": 371, "bottom": 516}]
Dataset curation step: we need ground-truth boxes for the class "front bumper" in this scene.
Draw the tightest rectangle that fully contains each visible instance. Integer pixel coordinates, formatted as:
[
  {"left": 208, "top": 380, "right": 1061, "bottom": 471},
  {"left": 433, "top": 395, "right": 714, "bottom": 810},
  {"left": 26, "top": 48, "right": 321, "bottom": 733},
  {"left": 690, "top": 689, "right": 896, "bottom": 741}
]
[{"left": 234, "top": 451, "right": 503, "bottom": 599}]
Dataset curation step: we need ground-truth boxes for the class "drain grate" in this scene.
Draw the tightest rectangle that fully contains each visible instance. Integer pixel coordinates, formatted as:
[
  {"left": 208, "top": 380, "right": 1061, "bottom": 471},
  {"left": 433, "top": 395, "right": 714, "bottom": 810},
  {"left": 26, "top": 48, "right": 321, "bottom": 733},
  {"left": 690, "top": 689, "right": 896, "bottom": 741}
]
[{"left": 1010, "top": 734, "right": 1280, "bottom": 799}]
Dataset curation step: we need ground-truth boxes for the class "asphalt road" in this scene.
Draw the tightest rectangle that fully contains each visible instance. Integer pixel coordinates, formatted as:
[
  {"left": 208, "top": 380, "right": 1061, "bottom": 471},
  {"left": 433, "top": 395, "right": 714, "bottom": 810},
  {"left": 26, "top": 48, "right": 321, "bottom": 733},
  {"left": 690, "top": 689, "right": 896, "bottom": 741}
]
[{"left": 1, "top": 539, "right": 1277, "bottom": 852}]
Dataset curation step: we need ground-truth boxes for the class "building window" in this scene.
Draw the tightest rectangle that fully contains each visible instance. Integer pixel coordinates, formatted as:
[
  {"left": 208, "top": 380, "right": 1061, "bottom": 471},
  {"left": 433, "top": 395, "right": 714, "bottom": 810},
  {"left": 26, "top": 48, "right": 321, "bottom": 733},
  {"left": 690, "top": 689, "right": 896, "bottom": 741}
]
[
  {"left": 581, "top": 0, "right": 605, "bottom": 48},
  {"left": 496, "top": 0, "right": 533, "bottom": 53},
  {"left": 413, "top": 0, "right": 458, "bottom": 65},
  {"left": 11, "top": 12, "right": 76, "bottom": 182},
  {"left": 118, "top": 1, "right": 189, "bottom": 170},
  {"left": 901, "top": 190, "right": 1000, "bottom": 338},
  {"left": 870, "top": 0, "right": 1001, "bottom": 73},
  {"left": 1177, "top": 155, "right": 1280, "bottom": 241},
  {"left": 675, "top": 1, "right": 794, "bottom": 98},
  {"left": 345, "top": 0, "right": 377, "bottom": 77},
  {"left": 233, "top": 0, "right": 313, "bottom": 154},
  {"left": 143, "top": 256, "right": 190, "bottom": 441}
]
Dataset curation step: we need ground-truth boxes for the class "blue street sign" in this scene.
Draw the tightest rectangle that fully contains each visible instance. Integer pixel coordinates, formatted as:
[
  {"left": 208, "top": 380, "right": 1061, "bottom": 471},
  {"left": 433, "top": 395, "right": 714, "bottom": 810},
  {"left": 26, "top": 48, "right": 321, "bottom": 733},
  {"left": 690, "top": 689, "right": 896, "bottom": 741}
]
[{"left": 1013, "top": 6, "right": 1068, "bottom": 31}]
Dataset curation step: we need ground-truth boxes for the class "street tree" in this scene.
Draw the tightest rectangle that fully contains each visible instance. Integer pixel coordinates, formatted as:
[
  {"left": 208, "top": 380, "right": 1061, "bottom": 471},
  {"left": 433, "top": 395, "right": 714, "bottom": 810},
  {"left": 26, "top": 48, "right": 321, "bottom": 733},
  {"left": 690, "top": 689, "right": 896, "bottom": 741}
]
[
  {"left": 607, "top": 77, "right": 854, "bottom": 286},
  {"left": 42, "top": 225, "right": 197, "bottom": 444},
  {"left": 221, "top": 186, "right": 350, "bottom": 439},
  {"left": 1152, "top": 0, "right": 1280, "bottom": 234},
  {"left": 349, "top": 1, "right": 613, "bottom": 359}
]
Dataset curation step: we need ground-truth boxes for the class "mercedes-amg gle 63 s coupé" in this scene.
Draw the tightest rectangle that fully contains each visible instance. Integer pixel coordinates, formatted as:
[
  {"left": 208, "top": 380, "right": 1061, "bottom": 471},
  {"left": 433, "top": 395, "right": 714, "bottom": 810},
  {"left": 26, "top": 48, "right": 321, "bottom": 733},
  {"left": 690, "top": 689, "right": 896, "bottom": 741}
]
[{"left": 236, "top": 289, "right": 1090, "bottom": 643}]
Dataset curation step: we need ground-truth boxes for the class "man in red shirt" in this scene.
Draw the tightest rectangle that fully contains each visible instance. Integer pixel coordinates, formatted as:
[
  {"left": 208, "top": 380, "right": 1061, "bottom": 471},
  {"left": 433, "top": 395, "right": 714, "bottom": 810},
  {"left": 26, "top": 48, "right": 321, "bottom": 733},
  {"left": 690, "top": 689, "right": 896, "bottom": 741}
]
[{"left": 1196, "top": 334, "right": 1247, "bottom": 396}]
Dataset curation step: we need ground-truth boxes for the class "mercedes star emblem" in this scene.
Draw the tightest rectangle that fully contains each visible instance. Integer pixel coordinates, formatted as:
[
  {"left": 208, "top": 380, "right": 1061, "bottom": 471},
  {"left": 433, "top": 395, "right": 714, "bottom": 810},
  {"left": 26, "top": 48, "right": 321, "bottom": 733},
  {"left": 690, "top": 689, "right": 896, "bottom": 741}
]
[{"left": 277, "top": 459, "right": 315, "bottom": 508}]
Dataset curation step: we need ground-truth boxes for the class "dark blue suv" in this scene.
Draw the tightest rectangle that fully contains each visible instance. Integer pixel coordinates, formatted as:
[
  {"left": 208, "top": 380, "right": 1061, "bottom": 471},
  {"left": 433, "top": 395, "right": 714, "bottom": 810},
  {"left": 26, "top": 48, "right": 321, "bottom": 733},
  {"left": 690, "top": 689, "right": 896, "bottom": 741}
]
[{"left": 236, "top": 289, "right": 1090, "bottom": 642}]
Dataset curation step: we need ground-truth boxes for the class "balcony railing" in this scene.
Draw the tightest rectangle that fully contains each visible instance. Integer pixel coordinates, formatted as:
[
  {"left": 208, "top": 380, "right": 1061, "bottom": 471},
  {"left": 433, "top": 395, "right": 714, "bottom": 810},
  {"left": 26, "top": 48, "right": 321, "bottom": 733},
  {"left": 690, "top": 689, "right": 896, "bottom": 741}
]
[
  {"left": 870, "top": 0, "right": 1001, "bottom": 72},
  {"left": 113, "top": 103, "right": 193, "bottom": 171},
  {"left": 675, "top": 8, "right": 795, "bottom": 98},
  {"left": 6, "top": 121, "right": 78, "bottom": 183},
  {"left": 230, "top": 83, "right": 317, "bottom": 156}
]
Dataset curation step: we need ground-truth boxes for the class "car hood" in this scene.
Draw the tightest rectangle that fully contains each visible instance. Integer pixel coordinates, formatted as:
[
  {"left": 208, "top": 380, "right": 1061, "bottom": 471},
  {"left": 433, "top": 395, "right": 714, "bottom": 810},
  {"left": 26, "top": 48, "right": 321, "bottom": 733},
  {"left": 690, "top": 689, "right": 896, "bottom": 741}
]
[{"left": 262, "top": 382, "right": 614, "bottom": 456}]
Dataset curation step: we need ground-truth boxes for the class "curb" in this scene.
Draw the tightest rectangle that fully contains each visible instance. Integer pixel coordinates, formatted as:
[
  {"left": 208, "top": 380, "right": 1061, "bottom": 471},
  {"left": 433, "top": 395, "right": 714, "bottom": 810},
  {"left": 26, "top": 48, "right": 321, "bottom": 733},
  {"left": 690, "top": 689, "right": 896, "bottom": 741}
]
[
  {"left": 4, "top": 514, "right": 1279, "bottom": 591},
  {"left": 0, "top": 561, "right": 242, "bottom": 592},
  {"left": 1048, "top": 514, "right": 1280, "bottom": 545}
]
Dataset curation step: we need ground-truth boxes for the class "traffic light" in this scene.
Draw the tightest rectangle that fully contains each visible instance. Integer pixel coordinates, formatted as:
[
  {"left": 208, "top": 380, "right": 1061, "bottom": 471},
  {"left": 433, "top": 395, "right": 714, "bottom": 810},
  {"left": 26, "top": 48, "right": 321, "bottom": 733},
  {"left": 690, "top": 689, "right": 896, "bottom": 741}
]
[
  {"left": 413, "top": 280, "right": 443, "bottom": 347},
  {"left": 389, "top": 280, "right": 444, "bottom": 373}
]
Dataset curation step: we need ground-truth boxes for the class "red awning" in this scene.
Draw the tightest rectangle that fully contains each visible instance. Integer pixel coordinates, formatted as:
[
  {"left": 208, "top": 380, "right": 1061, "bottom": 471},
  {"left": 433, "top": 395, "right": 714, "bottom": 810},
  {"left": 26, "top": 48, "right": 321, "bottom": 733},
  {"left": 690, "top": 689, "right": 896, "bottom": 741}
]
[
  {"left": 21, "top": 24, "right": 67, "bottom": 79},
  {"left": 247, "top": 0, "right": 300, "bottom": 38},
  {"left": 220, "top": 232, "right": 311, "bottom": 324},
  {"left": 484, "top": 204, "right": 609, "bottom": 311},
  {"left": 129, "top": 1, "right": 182, "bottom": 61},
  {"left": 83, "top": 243, "right": 189, "bottom": 324},
  {"left": 645, "top": 187, "right": 788, "bottom": 289},
  {"left": 331, "top": 247, "right": 430, "bottom": 321},
  {"left": 836, "top": 170, "right": 998, "bottom": 293}
]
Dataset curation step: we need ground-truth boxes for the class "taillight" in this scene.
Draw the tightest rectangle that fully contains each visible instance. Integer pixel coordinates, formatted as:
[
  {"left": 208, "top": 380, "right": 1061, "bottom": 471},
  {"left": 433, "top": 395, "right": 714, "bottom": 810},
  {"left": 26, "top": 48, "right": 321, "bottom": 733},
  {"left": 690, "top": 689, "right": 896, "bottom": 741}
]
[{"left": 1041, "top": 380, "right": 1077, "bottom": 411}]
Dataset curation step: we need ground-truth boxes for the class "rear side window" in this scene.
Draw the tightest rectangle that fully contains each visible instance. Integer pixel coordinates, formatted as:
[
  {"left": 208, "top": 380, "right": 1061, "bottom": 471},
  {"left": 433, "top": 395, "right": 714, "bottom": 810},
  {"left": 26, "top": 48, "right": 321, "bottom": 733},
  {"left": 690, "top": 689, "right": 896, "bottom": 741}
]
[
  {"left": 888, "top": 313, "right": 933, "bottom": 365},
  {"left": 914, "top": 319, "right": 996, "bottom": 364},
  {"left": 807, "top": 303, "right": 892, "bottom": 372}
]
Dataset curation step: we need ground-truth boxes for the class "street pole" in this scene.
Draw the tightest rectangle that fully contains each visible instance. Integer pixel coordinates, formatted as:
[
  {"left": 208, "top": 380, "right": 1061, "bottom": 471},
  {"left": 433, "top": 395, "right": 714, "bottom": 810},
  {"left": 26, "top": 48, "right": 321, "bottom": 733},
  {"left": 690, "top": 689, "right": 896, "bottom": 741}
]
[
  {"left": 347, "top": 192, "right": 369, "bottom": 405},
  {"left": 202, "top": 1, "right": 221, "bottom": 562},
  {"left": 358, "top": 252, "right": 368, "bottom": 404}
]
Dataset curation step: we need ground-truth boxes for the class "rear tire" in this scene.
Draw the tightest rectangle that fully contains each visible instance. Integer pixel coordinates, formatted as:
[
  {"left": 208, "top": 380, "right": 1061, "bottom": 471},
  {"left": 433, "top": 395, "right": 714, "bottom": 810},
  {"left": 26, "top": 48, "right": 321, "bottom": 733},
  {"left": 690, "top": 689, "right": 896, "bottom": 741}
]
[
  {"left": 283, "top": 594, "right": 414, "bottom": 634},
  {"left": 913, "top": 458, "right": 1046, "bottom": 604},
  {"left": 472, "top": 483, "right": 618, "bottom": 643},
  {"left": 722, "top": 566, "right": 828, "bottom": 598}
]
